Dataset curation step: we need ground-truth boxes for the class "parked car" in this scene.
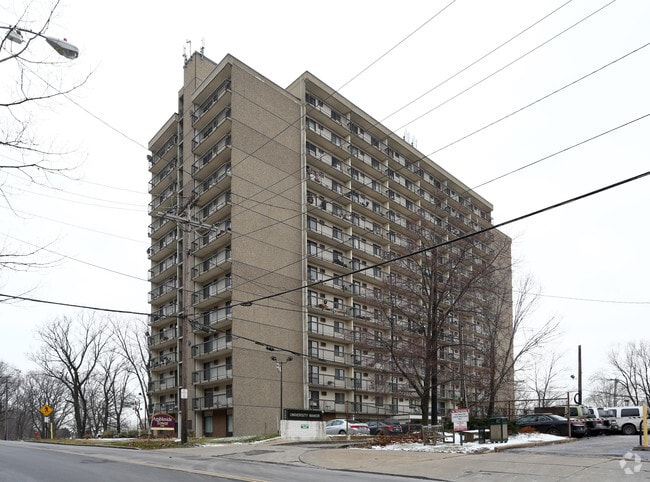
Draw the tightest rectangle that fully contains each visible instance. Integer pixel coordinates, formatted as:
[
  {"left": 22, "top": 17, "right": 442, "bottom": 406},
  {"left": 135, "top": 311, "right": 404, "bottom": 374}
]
[
  {"left": 325, "top": 419, "right": 370, "bottom": 435},
  {"left": 367, "top": 421, "right": 401, "bottom": 435},
  {"left": 603, "top": 406, "right": 646, "bottom": 435},
  {"left": 401, "top": 423, "right": 423, "bottom": 434},
  {"left": 381, "top": 418, "right": 404, "bottom": 434},
  {"left": 516, "top": 413, "right": 587, "bottom": 437},
  {"left": 587, "top": 407, "right": 619, "bottom": 435}
]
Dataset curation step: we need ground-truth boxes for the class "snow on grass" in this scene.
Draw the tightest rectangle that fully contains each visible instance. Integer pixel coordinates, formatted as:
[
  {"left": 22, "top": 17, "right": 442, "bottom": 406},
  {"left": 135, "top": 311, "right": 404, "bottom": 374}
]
[{"left": 369, "top": 432, "right": 567, "bottom": 454}]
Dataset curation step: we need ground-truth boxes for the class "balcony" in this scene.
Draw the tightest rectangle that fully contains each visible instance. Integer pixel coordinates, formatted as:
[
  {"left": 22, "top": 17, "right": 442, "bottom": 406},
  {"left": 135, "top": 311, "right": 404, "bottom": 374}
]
[
  {"left": 191, "top": 220, "right": 231, "bottom": 257},
  {"left": 307, "top": 320, "right": 353, "bottom": 342},
  {"left": 148, "top": 216, "right": 175, "bottom": 240},
  {"left": 191, "top": 78, "right": 232, "bottom": 130},
  {"left": 149, "top": 158, "right": 177, "bottom": 196},
  {"left": 192, "top": 306, "right": 233, "bottom": 334},
  {"left": 306, "top": 217, "right": 353, "bottom": 249},
  {"left": 149, "top": 254, "right": 177, "bottom": 284},
  {"left": 150, "top": 401, "right": 178, "bottom": 413},
  {"left": 148, "top": 183, "right": 177, "bottom": 215},
  {"left": 191, "top": 336, "right": 232, "bottom": 360},
  {"left": 192, "top": 247, "right": 232, "bottom": 283},
  {"left": 149, "top": 302, "right": 179, "bottom": 326},
  {"left": 149, "top": 375, "right": 178, "bottom": 393},
  {"left": 193, "top": 276, "right": 232, "bottom": 310},
  {"left": 192, "top": 363, "right": 233, "bottom": 385},
  {"left": 192, "top": 393, "right": 232, "bottom": 411},
  {"left": 197, "top": 191, "right": 231, "bottom": 226},
  {"left": 148, "top": 231, "right": 177, "bottom": 262},
  {"left": 193, "top": 162, "right": 231, "bottom": 204},
  {"left": 148, "top": 278, "right": 178, "bottom": 305},
  {"left": 192, "top": 134, "right": 231, "bottom": 178},
  {"left": 192, "top": 107, "right": 231, "bottom": 157},
  {"left": 148, "top": 327, "right": 177, "bottom": 348},
  {"left": 149, "top": 133, "right": 178, "bottom": 174},
  {"left": 150, "top": 352, "right": 178, "bottom": 371}
]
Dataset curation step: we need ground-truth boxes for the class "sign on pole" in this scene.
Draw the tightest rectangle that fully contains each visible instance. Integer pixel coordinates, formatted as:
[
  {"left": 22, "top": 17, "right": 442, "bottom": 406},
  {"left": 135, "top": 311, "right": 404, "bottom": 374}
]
[
  {"left": 39, "top": 404, "right": 53, "bottom": 417},
  {"left": 451, "top": 408, "right": 469, "bottom": 432}
]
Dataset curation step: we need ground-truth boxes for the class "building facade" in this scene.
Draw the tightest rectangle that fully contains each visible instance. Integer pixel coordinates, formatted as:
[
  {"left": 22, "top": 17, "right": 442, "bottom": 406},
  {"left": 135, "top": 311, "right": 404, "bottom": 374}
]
[{"left": 147, "top": 53, "right": 513, "bottom": 438}]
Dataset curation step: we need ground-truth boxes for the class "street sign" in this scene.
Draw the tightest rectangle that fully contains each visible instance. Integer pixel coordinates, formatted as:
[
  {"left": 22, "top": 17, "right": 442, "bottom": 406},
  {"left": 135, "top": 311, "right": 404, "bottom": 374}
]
[{"left": 40, "top": 404, "right": 53, "bottom": 417}]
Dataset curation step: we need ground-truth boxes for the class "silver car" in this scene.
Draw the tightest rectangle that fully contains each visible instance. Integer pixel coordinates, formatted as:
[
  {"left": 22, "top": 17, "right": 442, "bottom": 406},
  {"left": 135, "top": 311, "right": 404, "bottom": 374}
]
[{"left": 325, "top": 419, "right": 370, "bottom": 435}]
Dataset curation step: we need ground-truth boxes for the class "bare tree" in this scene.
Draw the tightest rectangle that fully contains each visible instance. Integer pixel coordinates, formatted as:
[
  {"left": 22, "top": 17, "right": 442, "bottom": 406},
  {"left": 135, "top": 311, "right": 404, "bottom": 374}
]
[
  {"left": 375, "top": 227, "right": 513, "bottom": 424},
  {"left": 1, "top": 0, "right": 86, "bottom": 272},
  {"left": 110, "top": 317, "right": 151, "bottom": 428},
  {"left": 603, "top": 341, "right": 650, "bottom": 406},
  {"left": 15, "top": 370, "right": 73, "bottom": 439},
  {"left": 29, "top": 314, "right": 109, "bottom": 437},
  {"left": 477, "top": 275, "right": 561, "bottom": 416}
]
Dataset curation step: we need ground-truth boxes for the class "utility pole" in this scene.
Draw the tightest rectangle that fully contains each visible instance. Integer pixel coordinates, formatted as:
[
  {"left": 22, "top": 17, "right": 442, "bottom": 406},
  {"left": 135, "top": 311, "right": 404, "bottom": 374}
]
[{"left": 155, "top": 209, "right": 221, "bottom": 444}]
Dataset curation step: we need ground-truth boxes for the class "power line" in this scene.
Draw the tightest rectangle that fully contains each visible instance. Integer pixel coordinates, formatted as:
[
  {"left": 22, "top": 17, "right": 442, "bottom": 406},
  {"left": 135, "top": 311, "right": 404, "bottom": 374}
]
[
  {"left": 396, "top": 0, "right": 617, "bottom": 132},
  {"left": 0, "top": 292, "right": 149, "bottom": 316},
  {"left": 380, "top": 0, "right": 575, "bottom": 123},
  {"left": 235, "top": 169, "right": 650, "bottom": 307},
  {"left": 0, "top": 232, "right": 148, "bottom": 282}
]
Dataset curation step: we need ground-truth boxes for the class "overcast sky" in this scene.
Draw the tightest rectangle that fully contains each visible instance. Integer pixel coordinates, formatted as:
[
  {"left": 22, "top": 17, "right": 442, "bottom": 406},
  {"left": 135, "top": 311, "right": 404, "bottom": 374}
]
[{"left": 1, "top": 0, "right": 648, "bottom": 399}]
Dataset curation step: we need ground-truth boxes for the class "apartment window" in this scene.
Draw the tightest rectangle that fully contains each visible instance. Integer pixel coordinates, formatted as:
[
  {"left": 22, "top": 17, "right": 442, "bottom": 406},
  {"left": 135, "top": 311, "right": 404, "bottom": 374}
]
[
  {"left": 307, "top": 241, "right": 318, "bottom": 255},
  {"left": 335, "top": 368, "right": 344, "bottom": 380},
  {"left": 373, "top": 244, "right": 381, "bottom": 256},
  {"left": 375, "top": 396, "right": 384, "bottom": 407},
  {"left": 331, "top": 156, "right": 342, "bottom": 170},
  {"left": 308, "top": 315, "right": 319, "bottom": 333},
  {"left": 308, "top": 265, "right": 318, "bottom": 281},
  {"left": 334, "top": 345, "right": 344, "bottom": 357},
  {"left": 307, "top": 216, "right": 318, "bottom": 231},
  {"left": 335, "top": 392, "right": 345, "bottom": 404},
  {"left": 332, "top": 181, "right": 343, "bottom": 194},
  {"left": 334, "top": 321, "right": 344, "bottom": 334},
  {"left": 332, "top": 227, "right": 342, "bottom": 240},
  {"left": 309, "top": 365, "right": 320, "bottom": 384}
]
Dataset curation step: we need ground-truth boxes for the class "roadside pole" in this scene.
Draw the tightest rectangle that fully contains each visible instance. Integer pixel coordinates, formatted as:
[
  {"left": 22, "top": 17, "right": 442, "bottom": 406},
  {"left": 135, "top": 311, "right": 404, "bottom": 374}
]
[{"left": 643, "top": 405, "right": 648, "bottom": 447}]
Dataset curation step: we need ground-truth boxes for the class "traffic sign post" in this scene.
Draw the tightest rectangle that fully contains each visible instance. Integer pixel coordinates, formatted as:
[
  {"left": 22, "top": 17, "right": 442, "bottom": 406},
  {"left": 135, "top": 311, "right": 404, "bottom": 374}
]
[{"left": 39, "top": 405, "right": 54, "bottom": 439}]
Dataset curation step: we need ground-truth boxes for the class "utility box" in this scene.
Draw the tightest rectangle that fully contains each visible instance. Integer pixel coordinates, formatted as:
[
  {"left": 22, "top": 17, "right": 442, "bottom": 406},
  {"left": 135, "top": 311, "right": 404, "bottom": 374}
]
[{"left": 489, "top": 417, "right": 509, "bottom": 443}]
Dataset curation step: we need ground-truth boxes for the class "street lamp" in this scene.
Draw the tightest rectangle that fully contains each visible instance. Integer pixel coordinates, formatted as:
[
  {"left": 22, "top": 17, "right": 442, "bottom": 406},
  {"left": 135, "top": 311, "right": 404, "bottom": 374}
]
[
  {"left": 271, "top": 356, "right": 293, "bottom": 427},
  {"left": 2, "top": 26, "right": 79, "bottom": 59}
]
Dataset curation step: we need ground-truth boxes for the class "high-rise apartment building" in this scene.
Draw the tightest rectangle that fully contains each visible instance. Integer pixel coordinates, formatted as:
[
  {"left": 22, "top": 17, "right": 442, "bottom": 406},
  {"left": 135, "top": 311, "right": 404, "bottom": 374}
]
[{"left": 147, "top": 53, "right": 513, "bottom": 438}]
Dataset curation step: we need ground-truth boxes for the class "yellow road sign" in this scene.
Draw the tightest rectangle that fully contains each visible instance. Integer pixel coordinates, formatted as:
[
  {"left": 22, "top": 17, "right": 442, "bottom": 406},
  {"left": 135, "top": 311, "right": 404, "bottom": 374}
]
[{"left": 40, "top": 404, "right": 53, "bottom": 417}]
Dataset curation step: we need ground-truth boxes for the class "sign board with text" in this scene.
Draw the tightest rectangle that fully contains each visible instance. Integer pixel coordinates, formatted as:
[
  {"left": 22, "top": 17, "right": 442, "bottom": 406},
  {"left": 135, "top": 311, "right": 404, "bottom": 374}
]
[
  {"left": 150, "top": 413, "right": 176, "bottom": 430},
  {"left": 451, "top": 408, "right": 469, "bottom": 432}
]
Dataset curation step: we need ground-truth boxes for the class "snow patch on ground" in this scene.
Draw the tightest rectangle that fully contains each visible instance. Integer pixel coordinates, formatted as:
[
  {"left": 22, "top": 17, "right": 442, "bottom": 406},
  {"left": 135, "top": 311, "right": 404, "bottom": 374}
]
[{"left": 370, "top": 432, "right": 566, "bottom": 453}]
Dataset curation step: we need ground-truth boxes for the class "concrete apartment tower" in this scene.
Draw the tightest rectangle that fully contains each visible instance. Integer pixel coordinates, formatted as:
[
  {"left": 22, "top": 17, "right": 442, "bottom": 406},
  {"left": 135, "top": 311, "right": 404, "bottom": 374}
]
[{"left": 147, "top": 53, "right": 513, "bottom": 438}]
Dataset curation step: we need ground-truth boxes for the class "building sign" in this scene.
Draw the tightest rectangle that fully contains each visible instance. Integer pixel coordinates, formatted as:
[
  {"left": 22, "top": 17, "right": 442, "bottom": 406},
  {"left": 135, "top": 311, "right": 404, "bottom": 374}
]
[
  {"left": 451, "top": 408, "right": 469, "bottom": 432},
  {"left": 151, "top": 413, "right": 176, "bottom": 430},
  {"left": 284, "top": 409, "right": 323, "bottom": 421}
]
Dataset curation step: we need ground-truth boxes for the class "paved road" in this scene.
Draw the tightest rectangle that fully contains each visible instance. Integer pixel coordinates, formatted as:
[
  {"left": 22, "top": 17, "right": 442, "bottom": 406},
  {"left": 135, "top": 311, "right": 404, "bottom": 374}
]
[{"left": 2, "top": 435, "right": 650, "bottom": 481}]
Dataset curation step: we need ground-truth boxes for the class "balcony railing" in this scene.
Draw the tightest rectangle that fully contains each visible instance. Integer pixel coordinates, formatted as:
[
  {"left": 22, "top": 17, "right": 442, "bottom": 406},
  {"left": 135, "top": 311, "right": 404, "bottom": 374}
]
[
  {"left": 192, "top": 363, "right": 233, "bottom": 384},
  {"left": 191, "top": 336, "right": 232, "bottom": 358},
  {"left": 192, "top": 393, "right": 232, "bottom": 410},
  {"left": 193, "top": 276, "right": 232, "bottom": 305}
]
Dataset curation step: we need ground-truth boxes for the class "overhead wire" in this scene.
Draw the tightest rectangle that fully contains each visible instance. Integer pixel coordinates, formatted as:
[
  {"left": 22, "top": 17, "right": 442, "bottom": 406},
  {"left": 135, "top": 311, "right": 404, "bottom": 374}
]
[{"left": 3, "top": 170, "right": 649, "bottom": 363}]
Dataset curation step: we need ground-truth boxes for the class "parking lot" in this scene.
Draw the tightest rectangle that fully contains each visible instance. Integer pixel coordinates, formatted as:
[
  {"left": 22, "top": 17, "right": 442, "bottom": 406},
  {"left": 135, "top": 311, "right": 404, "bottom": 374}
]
[{"left": 511, "top": 434, "right": 650, "bottom": 460}]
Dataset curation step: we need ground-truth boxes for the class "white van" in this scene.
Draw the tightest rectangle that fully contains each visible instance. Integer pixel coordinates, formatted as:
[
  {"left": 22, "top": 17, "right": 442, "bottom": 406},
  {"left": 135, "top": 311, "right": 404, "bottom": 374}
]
[{"left": 603, "top": 406, "right": 647, "bottom": 435}]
